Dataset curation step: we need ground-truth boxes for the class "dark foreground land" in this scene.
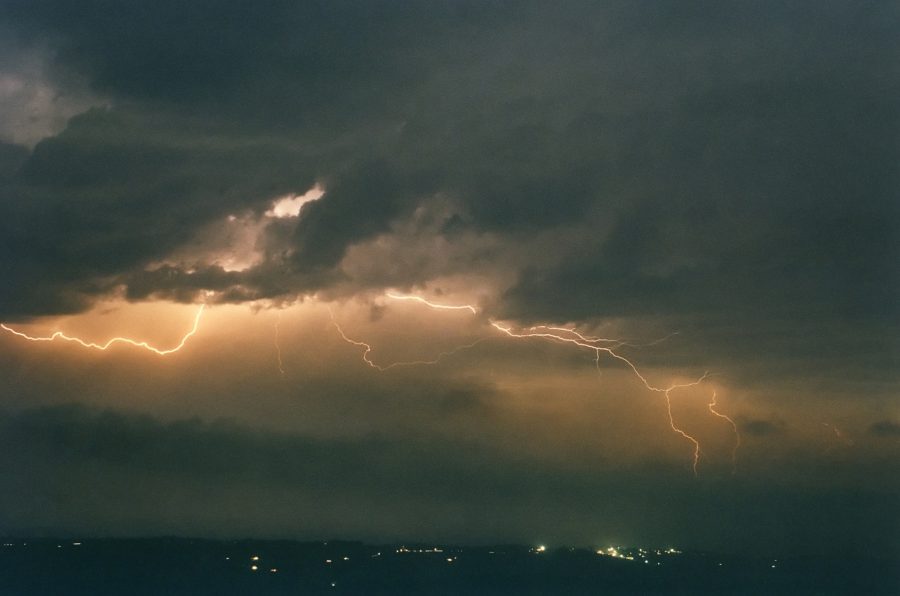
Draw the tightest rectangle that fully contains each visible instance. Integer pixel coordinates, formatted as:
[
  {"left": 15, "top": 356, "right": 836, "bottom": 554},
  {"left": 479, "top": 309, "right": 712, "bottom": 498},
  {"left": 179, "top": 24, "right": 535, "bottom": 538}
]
[{"left": 0, "top": 538, "right": 896, "bottom": 595}]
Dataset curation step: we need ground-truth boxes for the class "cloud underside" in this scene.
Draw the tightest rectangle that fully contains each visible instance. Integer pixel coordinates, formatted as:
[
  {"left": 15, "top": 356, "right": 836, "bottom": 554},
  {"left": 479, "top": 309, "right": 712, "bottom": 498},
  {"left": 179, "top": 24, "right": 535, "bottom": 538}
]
[{"left": 0, "top": 1, "right": 895, "bottom": 332}]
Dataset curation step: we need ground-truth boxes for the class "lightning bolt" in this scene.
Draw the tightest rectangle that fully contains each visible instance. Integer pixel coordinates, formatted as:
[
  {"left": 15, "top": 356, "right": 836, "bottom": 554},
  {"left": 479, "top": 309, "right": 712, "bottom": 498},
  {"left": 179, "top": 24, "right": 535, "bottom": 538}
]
[
  {"left": 329, "top": 307, "right": 381, "bottom": 370},
  {"left": 822, "top": 422, "right": 855, "bottom": 447},
  {"left": 329, "top": 306, "right": 487, "bottom": 371},
  {"left": 659, "top": 376, "right": 711, "bottom": 476},
  {"left": 708, "top": 391, "right": 741, "bottom": 474},
  {"left": 490, "top": 323, "right": 723, "bottom": 475},
  {"left": 384, "top": 292, "right": 479, "bottom": 315},
  {"left": 331, "top": 292, "right": 733, "bottom": 474},
  {"left": 0, "top": 304, "right": 205, "bottom": 356},
  {"left": 527, "top": 326, "right": 679, "bottom": 350},
  {"left": 274, "top": 313, "right": 286, "bottom": 377}
]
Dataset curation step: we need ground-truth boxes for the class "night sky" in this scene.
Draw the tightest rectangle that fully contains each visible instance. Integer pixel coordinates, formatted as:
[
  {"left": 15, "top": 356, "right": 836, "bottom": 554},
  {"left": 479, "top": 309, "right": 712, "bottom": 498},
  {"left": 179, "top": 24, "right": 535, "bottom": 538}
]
[{"left": 0, "top": 1, "right": 897, "bottom": 556}]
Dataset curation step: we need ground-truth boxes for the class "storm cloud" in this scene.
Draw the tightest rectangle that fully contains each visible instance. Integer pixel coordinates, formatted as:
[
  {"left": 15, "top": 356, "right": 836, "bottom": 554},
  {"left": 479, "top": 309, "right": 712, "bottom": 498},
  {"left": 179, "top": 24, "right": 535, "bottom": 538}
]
[
  {"left": 0, "top": 1, "right": 897, "bottom": 555},
  {"left": 0, "top": 1, "right": 894, "bottom": 327}
]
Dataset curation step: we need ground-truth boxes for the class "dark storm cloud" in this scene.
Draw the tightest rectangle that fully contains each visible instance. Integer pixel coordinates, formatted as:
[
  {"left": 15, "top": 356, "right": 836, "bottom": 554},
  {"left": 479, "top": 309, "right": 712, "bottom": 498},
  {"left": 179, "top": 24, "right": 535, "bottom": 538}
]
[
  {"left": 0, "top": 105, "right": 320, "bottom": 316},
  {"left": 1, "top": 404, "right": 897, "bottom": 553},
  {"left": 0, "top": 403, "right": 528, "bottom": 500},
  {"left": 0, "top": 0, "right": 897, "bottom": 333}
]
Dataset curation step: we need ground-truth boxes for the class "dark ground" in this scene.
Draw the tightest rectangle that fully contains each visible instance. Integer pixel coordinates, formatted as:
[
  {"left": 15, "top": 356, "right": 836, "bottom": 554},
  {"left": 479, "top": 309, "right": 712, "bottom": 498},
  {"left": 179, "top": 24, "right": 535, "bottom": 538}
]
[{"left": 0, "top": 538, "right": 896, "bottom": 595}]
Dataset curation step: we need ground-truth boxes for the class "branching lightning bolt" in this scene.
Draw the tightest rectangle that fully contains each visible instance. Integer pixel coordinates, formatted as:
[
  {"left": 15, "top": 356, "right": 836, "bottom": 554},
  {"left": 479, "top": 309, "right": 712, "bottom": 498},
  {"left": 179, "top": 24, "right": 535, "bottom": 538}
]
[
  {"left": 660, "top": 375, "right": 711, "bottom": 476},
  {"left": 527, "top": 326, "right": 680, "bottom": 351},
  {"left": 489, "top": 323, "right": 719, "bottom": 475},
  {"left": 708, "top": 391, "right": 741, "bottom": 474},
  {"left": 329, "top": 292, "right": 742, "bottom": 474},
  {"left": 329, "top": 306, "right": 487, "bottom": 371},
  {"left": 0, "top": 305, "right": 205, "bottom": 356}
]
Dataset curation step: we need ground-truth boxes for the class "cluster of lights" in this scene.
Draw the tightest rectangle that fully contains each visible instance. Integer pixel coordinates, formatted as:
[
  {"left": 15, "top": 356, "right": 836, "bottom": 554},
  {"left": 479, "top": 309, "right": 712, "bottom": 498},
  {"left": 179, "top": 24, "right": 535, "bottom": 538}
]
[
  {"left": 597, "top": 546, "right": 632, "bottom": 560},
  {"left": 596, "top": 546, "right": 682, "bottom": 565},
  {"left": 395, "top": 546, "right": 445, "bottom": 554},
  {"left": 246, "top": 554, "right": 278, "bottom": 574}
]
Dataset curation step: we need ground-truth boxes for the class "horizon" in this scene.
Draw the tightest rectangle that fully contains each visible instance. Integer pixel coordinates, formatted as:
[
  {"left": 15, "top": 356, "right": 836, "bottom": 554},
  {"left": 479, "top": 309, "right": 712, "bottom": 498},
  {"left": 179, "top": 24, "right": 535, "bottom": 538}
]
[{"left": 2, "top": 535, "right": 898, "bottom": 560}]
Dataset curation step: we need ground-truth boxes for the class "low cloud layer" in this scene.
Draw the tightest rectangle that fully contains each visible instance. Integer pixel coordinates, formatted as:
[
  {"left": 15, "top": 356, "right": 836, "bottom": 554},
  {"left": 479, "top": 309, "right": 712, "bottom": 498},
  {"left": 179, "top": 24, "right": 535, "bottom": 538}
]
[{"left": 2, "top": 404, "right": 897, "bottom": 554}]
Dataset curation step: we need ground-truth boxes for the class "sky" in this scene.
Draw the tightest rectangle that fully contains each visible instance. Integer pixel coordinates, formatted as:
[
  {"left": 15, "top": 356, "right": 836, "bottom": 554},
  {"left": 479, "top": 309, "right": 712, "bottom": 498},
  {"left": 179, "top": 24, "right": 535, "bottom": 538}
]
[{"left": 0, "top": 1, "right": 897, "bottom": 556}]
